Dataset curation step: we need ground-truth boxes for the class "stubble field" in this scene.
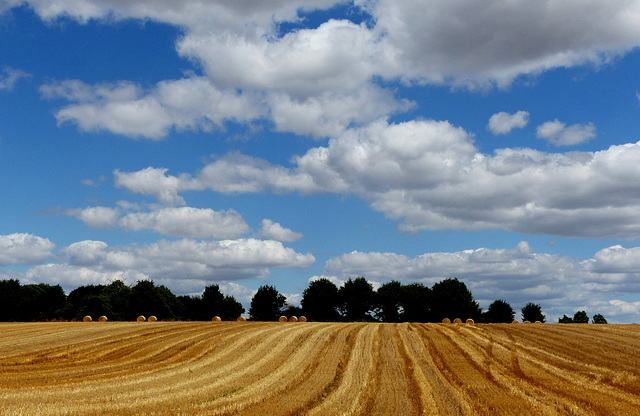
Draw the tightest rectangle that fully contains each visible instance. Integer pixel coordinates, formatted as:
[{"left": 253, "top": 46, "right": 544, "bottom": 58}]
[{"left": 0, "top": 321, "right": 639, "bottom": 415}]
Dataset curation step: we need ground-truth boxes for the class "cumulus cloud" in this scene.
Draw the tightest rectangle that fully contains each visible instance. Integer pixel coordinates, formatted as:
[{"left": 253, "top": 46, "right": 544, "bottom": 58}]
[
  {"left": 256, "top": 219, "right": 303, "bottom": 242},
  {"left": 537, "top": 119, "right": 596, "bottom": 146},
  {"left": 67, "top": 205, "right": 251, "bottom": 239},
  {"left": 14, "top": 0, "right": 640, "bottom": 138},
  {"left": 115, "top": 119, "right": 640, "bottom": 239},
  {"left": 488, "top": 111, "right": 530, "bottom": 135},
  {"left": 319, "top": 241, "right": 640, "bottom": 323},
  {"left": 0, "top": 233, "right": 55, "bottom": 265}
]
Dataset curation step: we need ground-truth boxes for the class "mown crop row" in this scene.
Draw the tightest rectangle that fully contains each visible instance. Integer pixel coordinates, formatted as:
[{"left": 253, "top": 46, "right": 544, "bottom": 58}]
[{"left": 0, "top": 322, "right": 638, "bottom": 415}]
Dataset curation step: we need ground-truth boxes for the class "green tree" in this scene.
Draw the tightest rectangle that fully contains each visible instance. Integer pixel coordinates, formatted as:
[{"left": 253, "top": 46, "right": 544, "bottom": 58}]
[
  {"left": 482, "top": 299, "right": 515, "bottom": 323},
  {"left": 375, "top": 280, "right": 403, "bottom": 322},
  {"left": 301, "top": 278, "right": 339, "bottom": 321},
  {"left": 101, "top": 280, "right": 131, "bottom": 321},
  {"left": 128, "top": 280, "right": 174, "bottom": 320},
  {"left": 592, "top": 313, "right": 608, "bottom": 324},
  {"left": 18, "top": 284, "right": 66, "bottom": 321},
  {"left": 430, "top": 278, "right": 481, "bottom": 322},
  {"left": 0, "top": 279, "right": 21, "bottom": 321},
  {"left": 338, "top": 277, "right": 375, "bottom": 321},
  {"left": 521, "top": 302, "right": 545, "bottom": 323},
  {"left": 558, "top": 314, "right": 574, "bottom": 323},
  {"left": 220, "top": 295, "right": 244, "bottom": 320},
  {"left": 249, "top": 285, "right": 286, "bottom": 321},
  {"left": 399, "top": 283, "right": 431, "bottom": 322},
  {"left": 573, "top": 310, "right": 589, "bottom": 324}
]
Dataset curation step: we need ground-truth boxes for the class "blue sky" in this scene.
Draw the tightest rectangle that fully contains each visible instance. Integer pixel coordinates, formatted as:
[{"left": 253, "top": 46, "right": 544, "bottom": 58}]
[{"left": 3, "top": 1, "right": 640, "bottom": 322}]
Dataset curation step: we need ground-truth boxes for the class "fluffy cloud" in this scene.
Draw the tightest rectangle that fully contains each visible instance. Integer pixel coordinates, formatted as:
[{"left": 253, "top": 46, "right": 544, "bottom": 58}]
[
  {"left": 0, "top": 233, "right": 55, "bottom": 266},
  {"left": 256, "top": 219, "right": 303, "bottom": 242},
  {"left": 68, "top": 205, "right": 252, "bottom": 239},
  {"left": 115, "top": 119, "right": 640, "bottom": 239},
  {"left": 15, "top": 0, "right": 640, "bottom": 138},
  {"left": 537, "top": 119, "right": 596, "bottom": 146},
  {"left": 320, "top": 241, "right": 640, "bottom": 322},
  {"left": 488, "top": 111, "right": 530, "bottom": 135}
]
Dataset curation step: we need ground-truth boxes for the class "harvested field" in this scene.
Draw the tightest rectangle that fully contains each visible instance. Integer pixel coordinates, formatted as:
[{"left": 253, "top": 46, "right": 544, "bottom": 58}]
[{"left": 0, "top": 322, "right": 639, "bottom": 415}]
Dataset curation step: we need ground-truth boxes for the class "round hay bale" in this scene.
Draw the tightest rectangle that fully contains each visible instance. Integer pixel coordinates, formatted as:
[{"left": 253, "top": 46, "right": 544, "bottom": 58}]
[
  {"left": 534, "top": 320, "right": 543, "bottom": 324},
  {"left": 299, "top": 316, "right": 307, "bottom": 322},
  {"left": 289, "top": 316, "right": 298, "bottom": 322},
  {"left": 83, "top": 315, "right": 92, "bottom": 322},
  {"left": 523, "top": 320, "right": 531, "bottom": 324},
  {"left": 137, "top": 315, "right": 146, "bottom": 322},
  {"left": 442, "top": 318, "right": 451, "bottom": 324},
  {"left": 453, "top": 318, "right": 463, "bottom": 324},
  {"left": 279, "top": 315, "right": 288, "bottom": 322},
  {"left": 98, "top": 315, "right": 108, "bottom": 322},
  {"left": 465, "top": 318, "right": 475, "bottom": 324},
  {"left": 212, "top": 316, "right": 222, "bottom": 322},
  {"left": 148, "top": 315, "right": 158, "bottom": 322},
  {"left": 511, "top": 320, "right": 520, "bottom": 324},
  {"left": 236, "top": 316, "right": 247, "bottom": 322}
]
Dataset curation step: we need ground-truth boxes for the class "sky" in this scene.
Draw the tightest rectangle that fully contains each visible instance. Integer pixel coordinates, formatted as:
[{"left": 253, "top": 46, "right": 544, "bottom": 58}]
[{"left": 2, "top": 1, "right": 640, "bottom": 323}]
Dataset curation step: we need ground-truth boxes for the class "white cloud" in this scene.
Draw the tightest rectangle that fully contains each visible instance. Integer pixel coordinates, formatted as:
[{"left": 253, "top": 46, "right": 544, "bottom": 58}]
[
  {"left": 488, "top": 111, "right": 530, "bottom": 135},
  {"left": 114, "top": 167, "right": 193, "bottom": 205},
  {"left": 67, "top": 206, "right": 120, "bottom": 229},
  {"left": 256, "top": 219, "right": 302, "bottom": 242},
  {"left": 537, "top": 119, "right": 596, "bottom": 146},
  {"left": 0, "top": 67, "right": 30, "bottom": 91},
  {"left": 320, "top": 241, "right": 640, "bottom": 322},
  {"left": 0, "top": 233, "right": 55, "bottom": 266},
  {"left": 119, "top": 207, "right": 251, "bottom": 239}
]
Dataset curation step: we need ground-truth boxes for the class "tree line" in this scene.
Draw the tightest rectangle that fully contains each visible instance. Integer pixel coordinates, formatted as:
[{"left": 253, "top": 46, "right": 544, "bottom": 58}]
[{"left": 0, "top": 277, "right": 607, "bottom": 323}]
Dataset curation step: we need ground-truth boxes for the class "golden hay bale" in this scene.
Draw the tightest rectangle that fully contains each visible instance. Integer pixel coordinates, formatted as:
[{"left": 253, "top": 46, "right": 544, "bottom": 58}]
[
  {"left": 442, "top": 318, "right": 451, "bottom": 324},
  {"left": 137, "top": 315, "right": 146, "bottom": 322},
  {"left": 148, "top": 316, "right": 158, "bottom": 322},
  {"left": 83, "top": 315, "right": 92, "bottom": 322},
  {"left": 534, "top": 320, "right": 543, "bottom": 324},
  {"left": 512, "top": 320, "right": 520, "bottom": 324},
  {"left": 98, "top": 315, "right": 108, "bottom": 322},
  {"left": 299, "top": 316, "right": 307, "bottom": 322},
  {"left": 465, "top": 318, "right": 475, "bottom": 324},
  {"left": 237, "top": 316, "right": 247, "bottom": 322},
  {"left": 453, "top": 318, "right": 463, "bottom": 324},
  {"left": 523, "top": 320, "right": 531, "bottom": 324},
  {"left": 212, "top": 316, "right": 222, "bottom": 322},
  {"left": 289, "top": 316, "right": 298, "bottom": 322},
  {"left": 279, "top": 316, "right": 288, "bottom": 322}
]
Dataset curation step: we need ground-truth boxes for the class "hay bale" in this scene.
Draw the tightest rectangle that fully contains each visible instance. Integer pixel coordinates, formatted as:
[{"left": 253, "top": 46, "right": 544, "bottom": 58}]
[
  {"left": 442, "top": 318, "right": 451, "bottom": 324},
  {"left": 453, "top": 318, "right": 463, "bottom": 324},
  {"left": 98, "top": 315, "right": 108, "bottom": 322},
  {"left": 148, "top": 315, "right": 158, "bottom": 322},
  {"left": 523, "top": 320, "right": 531, "bottom": 324},
  {"left": 279, "top": 316, "right": 288, "bottom": 322},
  {"left": 511, "top": 320, "right": 520, "bottom": 324},
  {"left": 289, "top": 316, "right": 298, "bottom": 322},
  {"left": 299, "top": 316, "right": 307, "bottom": 322},
  {"left": 137, "top": 315, "right": 146, "bottom": 322},
  {"left": 212, "top": 316, "right": 222, "bottom": 322},
  {"left": 237, "top": 316, "right": 247, "bottom": 322},
  {"left": 465, "top": 318, "right": 475, "bottom": 324},
  {"left": 83, "top": 315, "right": 92, "bottom": 322},
  {"left": 534, "top": 320, "right": 543, "bottom": 324}
]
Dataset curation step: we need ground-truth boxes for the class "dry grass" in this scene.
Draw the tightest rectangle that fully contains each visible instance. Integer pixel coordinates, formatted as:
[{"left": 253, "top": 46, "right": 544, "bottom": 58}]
[{"left": 1, "top": 322, "right": 639, "bottom": 415}]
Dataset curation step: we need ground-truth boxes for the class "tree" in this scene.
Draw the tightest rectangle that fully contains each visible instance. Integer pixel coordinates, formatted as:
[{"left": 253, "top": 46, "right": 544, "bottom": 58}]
[
  {"left": 482, "top": 299, "right": 515, "bottom": 323},
  {"left": 592, "top": 314, "right": 608, "bottom": 324},
  {"left": 220, "top": 296, "right": 244, "bottom": 320},
  {"left": 399, "top": 283, "right": 431, "bottom": 323},
  {"left": 249, "top": 285, "right": 286, "bottom": 321},
  {"left": 558, "top": 314, "right": 574, "bottom": 323},
  {"left": 375, "top": 280, "right": 403, "bottom": 322},
  {"left": 301, "top": 278, "right": 339, "bottom": 321},
  {"left": 18, "top": 284, "right": 66, "bottom": 321},
  {"left": 127, "top": 280, "right": 174, "bottom": 320},
  {"left": 338, "top": 277, "right": 375, "bottom": 321},
  {"left": 521, "top": 302, "right": 545, "bottom": 323},
  {"left": 101, "top": 280, "right": 131, "bottom": 321},
  {"left": 430, "top": 278, "right": 481, "bottom": 322},
  {"left": 573, "top": 310, "right": 589, "bottom": 324},
  {"left": 0, "top": 279, "right": 21, "bottom": 321}
]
